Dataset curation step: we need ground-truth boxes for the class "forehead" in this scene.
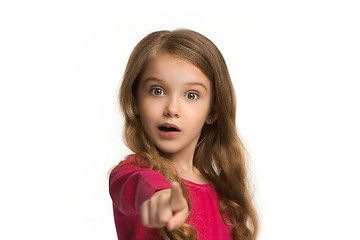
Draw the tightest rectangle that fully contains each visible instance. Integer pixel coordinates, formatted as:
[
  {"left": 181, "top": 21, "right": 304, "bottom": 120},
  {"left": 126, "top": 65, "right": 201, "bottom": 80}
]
[{"left": 140, "top": 54, "right": 212, "bottom": 88}]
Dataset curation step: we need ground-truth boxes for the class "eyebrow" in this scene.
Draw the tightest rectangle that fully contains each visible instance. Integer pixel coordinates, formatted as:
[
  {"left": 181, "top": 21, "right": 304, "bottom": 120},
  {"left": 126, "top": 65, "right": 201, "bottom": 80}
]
[
  {"left": 142, "top": 77, "right": 208, "bottom": 91},
  {"left": 142, "top": 77, "right": 162, "bottom": 85}
]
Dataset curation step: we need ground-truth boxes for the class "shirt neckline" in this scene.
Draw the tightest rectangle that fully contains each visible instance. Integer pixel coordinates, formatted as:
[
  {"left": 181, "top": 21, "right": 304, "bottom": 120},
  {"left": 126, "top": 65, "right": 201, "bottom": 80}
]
[{"left": 181, "top": 178, "right": 213, "bottom": 189}]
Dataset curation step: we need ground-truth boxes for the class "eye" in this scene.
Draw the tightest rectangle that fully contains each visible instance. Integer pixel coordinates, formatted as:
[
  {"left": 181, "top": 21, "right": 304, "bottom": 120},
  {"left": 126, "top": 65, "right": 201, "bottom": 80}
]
[
  {"left": 151, "top": 88, "right": 165, "bottom": 96},
  {"left": 185, "top": 92, "right": 199, "bottom": 100}
]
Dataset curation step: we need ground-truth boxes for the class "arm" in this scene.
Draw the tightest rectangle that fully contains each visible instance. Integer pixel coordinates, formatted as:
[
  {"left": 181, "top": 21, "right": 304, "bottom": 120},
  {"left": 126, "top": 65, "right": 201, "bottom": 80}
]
[{"left": 109, "top": 162, "right": 171, "bottom": 216}]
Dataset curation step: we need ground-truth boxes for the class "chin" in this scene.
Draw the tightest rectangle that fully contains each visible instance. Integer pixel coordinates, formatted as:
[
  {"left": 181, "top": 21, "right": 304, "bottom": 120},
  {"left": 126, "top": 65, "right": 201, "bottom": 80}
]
[
  {"left": 157, "top": 147, "right": 179, "bottom": 155},
  {"left": 155, "top": 144, "right": 181, "bottom": 155}
]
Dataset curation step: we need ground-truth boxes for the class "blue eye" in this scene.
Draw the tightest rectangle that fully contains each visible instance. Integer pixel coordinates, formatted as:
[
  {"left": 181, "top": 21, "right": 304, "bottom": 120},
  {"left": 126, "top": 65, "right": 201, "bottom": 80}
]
[
  {"left": 186, "top": 92, "right": 199, "bottom": 100},
  {"left": 151, "top": 88, "right": 164, "bottom": 96}
]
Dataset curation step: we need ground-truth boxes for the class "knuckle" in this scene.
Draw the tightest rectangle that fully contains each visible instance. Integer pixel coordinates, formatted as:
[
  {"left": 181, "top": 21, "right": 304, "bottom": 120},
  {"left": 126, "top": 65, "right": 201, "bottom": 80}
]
[
  {"left": 159, "top": 215, "right": 167, "bottom": 224},
  {"left": 140, "top": 214, "right": 147, "bottom": 226},
  {"left": 150, "top": 198, "right": 158, "bottom": 208},
  {"left": 140, "top": 201, "right": 147, "bottom": 211}
]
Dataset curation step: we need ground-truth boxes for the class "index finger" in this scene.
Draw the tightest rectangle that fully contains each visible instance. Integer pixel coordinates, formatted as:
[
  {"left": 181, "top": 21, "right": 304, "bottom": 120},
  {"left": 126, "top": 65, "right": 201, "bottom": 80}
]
[{"left": 169, "top": 182, "right": 187, "bottom": 212}]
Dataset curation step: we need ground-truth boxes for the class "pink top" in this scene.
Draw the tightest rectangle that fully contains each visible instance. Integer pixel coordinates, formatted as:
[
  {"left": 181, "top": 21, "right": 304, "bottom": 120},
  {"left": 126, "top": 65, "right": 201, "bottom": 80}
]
[{"left": 109, "top": 156, "right": 232, "bottom": 240}]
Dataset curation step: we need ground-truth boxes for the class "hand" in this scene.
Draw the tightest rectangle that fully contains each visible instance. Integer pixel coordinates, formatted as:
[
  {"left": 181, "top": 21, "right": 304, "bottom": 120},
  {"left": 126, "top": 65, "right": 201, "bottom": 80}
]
[{"left": 140, "top": 182, "right": 189, "bottom": 231}]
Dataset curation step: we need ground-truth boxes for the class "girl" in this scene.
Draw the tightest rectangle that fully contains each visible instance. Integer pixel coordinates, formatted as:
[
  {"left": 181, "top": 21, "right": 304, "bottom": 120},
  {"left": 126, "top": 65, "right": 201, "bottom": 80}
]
[{"left": 109, "top": 29, "right": 258, "bottom": 240}]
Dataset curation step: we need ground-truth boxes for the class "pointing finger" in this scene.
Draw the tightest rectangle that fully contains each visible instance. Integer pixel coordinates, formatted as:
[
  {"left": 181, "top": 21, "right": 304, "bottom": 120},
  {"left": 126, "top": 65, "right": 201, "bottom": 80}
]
[{"left": 169, "top": 182, "right": 187, "bottom": 212}]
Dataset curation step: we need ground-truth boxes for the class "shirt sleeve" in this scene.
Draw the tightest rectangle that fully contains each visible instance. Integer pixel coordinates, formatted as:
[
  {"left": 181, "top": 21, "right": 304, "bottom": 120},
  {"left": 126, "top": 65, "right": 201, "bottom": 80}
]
[{"left": 109, "top": 157, "right": 171, "bottom": 216}]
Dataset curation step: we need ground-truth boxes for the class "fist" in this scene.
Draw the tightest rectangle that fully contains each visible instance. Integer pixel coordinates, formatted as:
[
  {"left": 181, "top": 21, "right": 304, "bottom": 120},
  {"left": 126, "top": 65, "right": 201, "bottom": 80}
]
[{"left": 140, "top": 182, "right": 189, "bottom": 231}]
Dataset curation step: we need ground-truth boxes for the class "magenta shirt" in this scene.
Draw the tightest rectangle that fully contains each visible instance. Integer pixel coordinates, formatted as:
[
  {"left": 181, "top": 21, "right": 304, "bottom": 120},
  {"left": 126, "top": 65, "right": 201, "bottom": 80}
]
[{"left": 109, "top": 156, "right": 232, "bottom": 239}]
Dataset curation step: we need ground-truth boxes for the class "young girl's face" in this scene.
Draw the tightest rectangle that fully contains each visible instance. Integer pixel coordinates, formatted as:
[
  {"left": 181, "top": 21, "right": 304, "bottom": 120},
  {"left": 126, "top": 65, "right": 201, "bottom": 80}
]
[{"left": 135, "top": 53, "right": 213, "bottom": 159}]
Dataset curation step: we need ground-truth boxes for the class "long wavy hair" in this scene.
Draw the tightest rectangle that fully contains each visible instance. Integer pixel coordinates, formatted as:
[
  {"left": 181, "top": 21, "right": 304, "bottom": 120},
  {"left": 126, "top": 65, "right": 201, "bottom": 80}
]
[{"left": 118, "top": 29, "right": 258, "bottom": 240}]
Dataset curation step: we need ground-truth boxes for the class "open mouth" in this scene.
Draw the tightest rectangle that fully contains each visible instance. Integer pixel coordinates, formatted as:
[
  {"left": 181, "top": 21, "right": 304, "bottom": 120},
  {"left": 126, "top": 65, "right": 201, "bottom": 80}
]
[
  {"left": 158, "top": 124, "right": 180, "bottom": 132},
  {"left": 158, "top": 126, "right": 180, "bottom": 132}
]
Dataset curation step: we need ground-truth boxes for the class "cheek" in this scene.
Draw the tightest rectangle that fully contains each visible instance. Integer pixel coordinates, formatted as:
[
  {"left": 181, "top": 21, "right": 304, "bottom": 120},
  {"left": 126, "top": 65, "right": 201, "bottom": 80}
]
[
  {"left": 138, "top": 99, "right": 161, "bottom": 121},
  {"left": 185, "top": 104, "right": 211, "bottom": 128},
  {"left": 196, "top": 100, "right": 212, "bottom": 117}
]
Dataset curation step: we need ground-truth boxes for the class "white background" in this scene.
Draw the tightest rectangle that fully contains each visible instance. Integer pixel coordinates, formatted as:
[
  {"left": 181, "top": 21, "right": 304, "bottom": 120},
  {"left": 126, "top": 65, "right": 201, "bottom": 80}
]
[{"left": 1, "top": 0, "right": 359, "bottom": 239}]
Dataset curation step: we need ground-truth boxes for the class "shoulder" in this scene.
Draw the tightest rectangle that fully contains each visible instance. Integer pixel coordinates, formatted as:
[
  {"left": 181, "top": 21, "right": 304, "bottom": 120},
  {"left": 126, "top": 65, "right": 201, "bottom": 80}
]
[
  {"left": 109, "top": 155, "right": 169, "bottom": 188},
  {"left": 110, "top": 155, "right": 148, "bottom": 175}
]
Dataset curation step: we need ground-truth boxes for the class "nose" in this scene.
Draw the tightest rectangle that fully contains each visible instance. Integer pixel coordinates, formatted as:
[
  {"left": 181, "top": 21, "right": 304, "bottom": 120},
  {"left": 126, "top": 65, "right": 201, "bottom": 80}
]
[{"left": 163, "top": 98, "right": 180, "bottom": 118}]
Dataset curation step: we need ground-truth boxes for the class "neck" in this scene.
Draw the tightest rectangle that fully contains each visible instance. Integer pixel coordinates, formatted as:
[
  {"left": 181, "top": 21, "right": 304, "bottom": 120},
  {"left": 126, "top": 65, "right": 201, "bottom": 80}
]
[
  {"left": 167, "top": 151, "right": 194, "bottom": 172},
  {"left": 165, "top": 151, "right": 208, "bottom": 184}
]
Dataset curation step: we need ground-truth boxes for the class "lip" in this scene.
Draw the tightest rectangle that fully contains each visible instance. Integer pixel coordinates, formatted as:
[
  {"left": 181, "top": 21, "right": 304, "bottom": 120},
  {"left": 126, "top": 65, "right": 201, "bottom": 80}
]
[
  {"left": 158, "top": 123, "right": 181, "bottom": 138},
  {"left": 159, "top": 130, "right": 181, "bottom": 138}
]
